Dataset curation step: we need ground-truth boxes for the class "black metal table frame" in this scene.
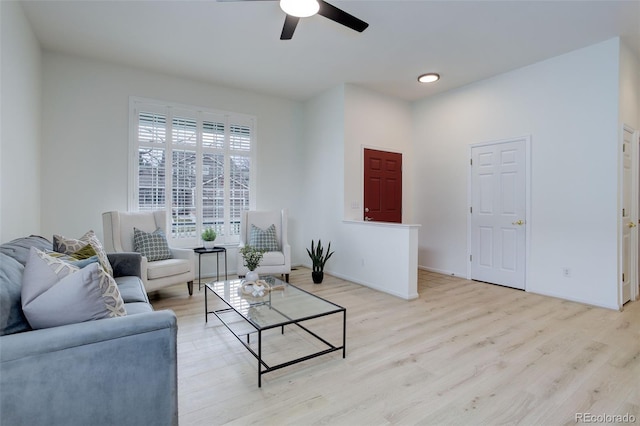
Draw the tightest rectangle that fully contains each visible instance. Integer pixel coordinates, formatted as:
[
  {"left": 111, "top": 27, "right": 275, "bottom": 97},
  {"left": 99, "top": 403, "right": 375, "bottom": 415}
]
[
  {"left": 194, "top": 247, "right": 227, "bottom": 291},
  {"left": 205, "top": 280, "right": 346, "bottom": 387}
]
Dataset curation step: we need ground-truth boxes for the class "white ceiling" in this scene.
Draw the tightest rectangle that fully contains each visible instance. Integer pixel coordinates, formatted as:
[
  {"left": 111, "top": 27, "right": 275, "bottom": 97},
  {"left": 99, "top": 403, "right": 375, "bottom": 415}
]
[{"left": 20, "top": 0, "right": 640, "bottom": 102}]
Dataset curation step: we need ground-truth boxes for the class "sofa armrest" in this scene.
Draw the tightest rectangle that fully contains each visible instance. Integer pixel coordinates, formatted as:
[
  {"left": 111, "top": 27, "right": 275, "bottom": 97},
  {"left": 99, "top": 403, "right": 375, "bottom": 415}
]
[
  {"left": 0, "top": 310, "right": 178, "bottom": 426},
  {"left": 107, "top": 252, "right": 142, "bottom": 278}
]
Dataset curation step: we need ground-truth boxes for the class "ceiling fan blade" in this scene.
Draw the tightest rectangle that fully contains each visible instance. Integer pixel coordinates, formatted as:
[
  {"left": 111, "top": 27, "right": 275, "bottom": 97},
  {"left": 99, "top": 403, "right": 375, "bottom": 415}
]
[
  {"left": 317, "top": 0, "right": 368, "bottom": 33},
  {"left": 280, "top": 14, "right": 299, "bottom": 40}
]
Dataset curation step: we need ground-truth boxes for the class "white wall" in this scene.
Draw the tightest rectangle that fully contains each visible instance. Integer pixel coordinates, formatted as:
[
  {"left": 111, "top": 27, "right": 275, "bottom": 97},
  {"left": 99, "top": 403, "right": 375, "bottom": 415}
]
[
  {"left": 40, "top": 52, "right": 305, "bottom": 271},
  {"left": 619, "top": 42, "right": 640, "bottom": 129},
  {"left": 300, "top": 85, "right": 419, "bottom": 299},
  {"left": 0, "top": 1, "right": 42, "bottom": 242},
  {"left": 300, "top": 85, "right": 345, "bottom": 254},
  {"left": 413, "top": 39, "right": 623, "bottom": 309},
  {"left": 343, "top": 84, "right": 414, "bottom": 222}
]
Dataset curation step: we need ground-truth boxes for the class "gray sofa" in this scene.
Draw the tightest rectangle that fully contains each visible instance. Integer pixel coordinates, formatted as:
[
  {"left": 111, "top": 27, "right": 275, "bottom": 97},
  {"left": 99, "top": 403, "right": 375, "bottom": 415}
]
[{"left": 0, "top": 236, "right": 178, "bottom": 426}]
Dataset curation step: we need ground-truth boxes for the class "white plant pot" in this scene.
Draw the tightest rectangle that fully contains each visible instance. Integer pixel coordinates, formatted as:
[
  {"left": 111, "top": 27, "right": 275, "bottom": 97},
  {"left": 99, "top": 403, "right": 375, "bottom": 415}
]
[
  {"left": 245, "top": 270, "right": 259, "bottom": 282},
  {"left": 203, "top": 240, "right": 215, "bottom": 249}
]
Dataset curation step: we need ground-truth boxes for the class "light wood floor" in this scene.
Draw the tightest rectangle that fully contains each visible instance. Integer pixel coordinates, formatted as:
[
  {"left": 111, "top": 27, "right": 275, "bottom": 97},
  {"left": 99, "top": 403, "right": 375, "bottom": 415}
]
[{"left": 150, "top": 268, "right": 640, "bottom": 425}]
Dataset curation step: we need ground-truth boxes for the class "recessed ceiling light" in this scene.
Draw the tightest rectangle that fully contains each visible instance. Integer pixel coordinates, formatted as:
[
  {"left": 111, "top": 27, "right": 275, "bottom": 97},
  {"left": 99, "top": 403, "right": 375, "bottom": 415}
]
[
  {"left": 280, "top": 0, "right": 320, "bottom": 18},
  {"left": 418, "top": 73, "right": 440, "bottom": 83}
]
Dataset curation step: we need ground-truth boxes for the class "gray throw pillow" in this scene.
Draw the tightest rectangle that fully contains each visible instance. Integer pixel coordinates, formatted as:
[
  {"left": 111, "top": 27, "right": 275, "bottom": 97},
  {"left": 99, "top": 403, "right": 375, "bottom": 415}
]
[
  {"left": 0, "top": 235, "right": 52, "bottom": 266},
  {"left": 0, "top": 253, "right": 30, "bottom": 335},
  {"left": 21, "top": 247, "right": 126, "bottom": 330},
  {"left": 133, "top": 227, "right": 172, "bottom": 262},
  {"left": 249, "top": 224, "right": 280, "bottom": 252}
]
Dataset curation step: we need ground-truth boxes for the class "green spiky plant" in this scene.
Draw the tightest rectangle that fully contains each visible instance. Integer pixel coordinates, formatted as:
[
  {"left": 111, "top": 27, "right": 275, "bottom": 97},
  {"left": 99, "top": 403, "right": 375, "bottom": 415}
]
[{"left": 307, "top": 240, "right": 334, "bottom": 283}]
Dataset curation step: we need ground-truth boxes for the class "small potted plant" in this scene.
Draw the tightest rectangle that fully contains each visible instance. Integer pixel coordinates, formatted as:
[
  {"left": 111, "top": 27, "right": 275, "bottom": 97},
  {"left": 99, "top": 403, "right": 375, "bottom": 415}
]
[
  {"left": 201, "top": 227, "right": 217, "bottom": 249},
  {"left": 240, "top": 245, "right": 265, "bottom": 282},
  {"left": 307, "top": 239, "right": 334, "bottom": 284}
]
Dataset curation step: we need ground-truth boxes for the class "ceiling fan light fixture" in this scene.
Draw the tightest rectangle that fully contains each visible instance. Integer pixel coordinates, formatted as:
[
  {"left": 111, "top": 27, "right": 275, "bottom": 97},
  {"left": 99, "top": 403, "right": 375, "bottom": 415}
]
[
  {"left": 418, "top": 73, "right": 440, "bottom": 83},
  {"left": 280, "top": 0, "right": 320, "bottom": 18}
]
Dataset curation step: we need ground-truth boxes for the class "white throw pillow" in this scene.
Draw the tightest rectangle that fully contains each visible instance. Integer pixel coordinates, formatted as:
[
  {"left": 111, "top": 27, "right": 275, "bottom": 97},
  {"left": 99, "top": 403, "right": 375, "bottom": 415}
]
[{"left": 21, "top": 247, "right": 126, "bottom": 329}]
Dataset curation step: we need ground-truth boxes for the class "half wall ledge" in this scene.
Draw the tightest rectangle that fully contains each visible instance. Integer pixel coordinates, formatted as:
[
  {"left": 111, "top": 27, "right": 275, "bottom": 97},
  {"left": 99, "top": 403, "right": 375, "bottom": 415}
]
[{"left": 339, "top": 220, "right": 420, "bottom": 300}]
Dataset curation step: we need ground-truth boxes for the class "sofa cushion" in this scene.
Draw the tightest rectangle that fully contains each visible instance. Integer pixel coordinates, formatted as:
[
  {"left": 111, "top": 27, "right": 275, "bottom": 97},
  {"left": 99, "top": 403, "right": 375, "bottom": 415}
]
[
  {"left": 249, "top": 224, "right": 280, "bottom": 252},
  {"left": 53, "top": 230, "right": 113, "bottom": 277},
  {"left": 0, "top": 253, "right": 30, "bottom": 335},
  {"left": 22, "top": 248, "right": 126, "bottom": 329},
  {"left": 115, "top": 276, "right": 149, "bottom": 304},
  {"left": 134, "top": 227, "right": 172, "bottom": 262},
  {"left": 122, "top": 302, "right": 154, "bottom": 315},
  {"left": 147, "top": 258, "right": 191, "bottom": 280}
]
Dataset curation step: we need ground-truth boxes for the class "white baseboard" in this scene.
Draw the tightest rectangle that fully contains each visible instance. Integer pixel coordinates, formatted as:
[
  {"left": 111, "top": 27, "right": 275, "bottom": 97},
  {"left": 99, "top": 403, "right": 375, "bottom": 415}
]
[
  {"left": 333, "top": 271, "right": 419, "bottom": 300},
  {"left": 527, "top": 288, "right": 620, "bottom": 311},
  {"left": 418, "top": 265, "right": 467, "bottom": 278}
]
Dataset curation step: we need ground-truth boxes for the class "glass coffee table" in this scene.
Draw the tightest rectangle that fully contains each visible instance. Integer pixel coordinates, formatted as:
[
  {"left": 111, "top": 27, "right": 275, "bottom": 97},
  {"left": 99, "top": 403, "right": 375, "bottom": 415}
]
[{"left": 204, "top": 276, "right": 346, "bottom": 387}]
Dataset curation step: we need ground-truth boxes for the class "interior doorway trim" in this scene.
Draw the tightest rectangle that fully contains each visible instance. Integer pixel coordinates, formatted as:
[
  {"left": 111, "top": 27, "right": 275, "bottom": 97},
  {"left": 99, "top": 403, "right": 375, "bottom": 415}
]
[
  {"left": 635, "top": 128, "right": 640, "bottom": 303},
  {"left": 619, "top": 124, "right": 640, "bottom": 308},
  {"left": 466, "top": 135, "right": 532, "bottom": 289}
]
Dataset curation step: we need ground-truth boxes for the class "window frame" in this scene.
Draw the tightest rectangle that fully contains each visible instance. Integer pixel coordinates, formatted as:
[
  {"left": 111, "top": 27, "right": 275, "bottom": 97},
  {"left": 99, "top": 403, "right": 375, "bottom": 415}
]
[{"left": 128, "top": 97, "right": 257, "bottom": 248}]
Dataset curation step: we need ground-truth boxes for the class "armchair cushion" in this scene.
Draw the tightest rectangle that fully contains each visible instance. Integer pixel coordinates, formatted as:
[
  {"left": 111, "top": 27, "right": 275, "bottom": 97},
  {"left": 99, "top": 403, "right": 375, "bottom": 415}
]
[
  {"left": 147, "top": 259, "right": 191, "bottom": 280},
  {"left": 249, "top": 224, "right": 280, "bottom": 251},
  {"left": 133, "top": 227, "right": 172, "bottom": 262},
  {"left": 262, "top": 251, "right": 285, "bottom": 266}
]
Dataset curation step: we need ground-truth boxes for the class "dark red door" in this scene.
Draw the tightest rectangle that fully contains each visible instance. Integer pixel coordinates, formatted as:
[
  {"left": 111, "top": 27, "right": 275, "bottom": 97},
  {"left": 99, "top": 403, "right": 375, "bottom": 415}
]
[{"left": 363, "top": 148, "right": 402, "bottom": 223}]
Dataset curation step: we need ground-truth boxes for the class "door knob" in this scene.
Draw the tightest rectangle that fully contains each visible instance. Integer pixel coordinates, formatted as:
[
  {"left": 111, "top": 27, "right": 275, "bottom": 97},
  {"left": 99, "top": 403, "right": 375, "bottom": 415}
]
[
  {"left": 364, "top": 208, "right": 370, "bottom": 213},
  {"left": 512, "top": 220, "right": 525, "bottom": 226}
]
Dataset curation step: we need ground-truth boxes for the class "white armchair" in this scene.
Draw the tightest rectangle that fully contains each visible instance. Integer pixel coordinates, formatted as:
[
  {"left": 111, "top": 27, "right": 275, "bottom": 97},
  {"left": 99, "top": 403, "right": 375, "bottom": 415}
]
[
  {"left": 237, "top": 209, "right": 291, "bottom": 282},
  {"left": 102, "top": 210, "right": 196, "bottom": 295}
]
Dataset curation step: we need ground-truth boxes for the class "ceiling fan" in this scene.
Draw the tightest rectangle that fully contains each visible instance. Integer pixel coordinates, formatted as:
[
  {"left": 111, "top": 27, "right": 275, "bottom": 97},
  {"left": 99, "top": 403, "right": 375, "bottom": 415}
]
[{"left": 220, "top": 0, "right": 369, "bottom": 40}]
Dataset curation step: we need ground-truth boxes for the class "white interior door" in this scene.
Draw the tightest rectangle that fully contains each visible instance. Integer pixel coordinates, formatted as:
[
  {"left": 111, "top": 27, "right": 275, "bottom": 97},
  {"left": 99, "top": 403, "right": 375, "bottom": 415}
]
[
  {"left": 621, "top": 126, "right": 636, "bottom": 305},
  {"left": 470, "top": 138, "right": 527, "bottom": 290}
]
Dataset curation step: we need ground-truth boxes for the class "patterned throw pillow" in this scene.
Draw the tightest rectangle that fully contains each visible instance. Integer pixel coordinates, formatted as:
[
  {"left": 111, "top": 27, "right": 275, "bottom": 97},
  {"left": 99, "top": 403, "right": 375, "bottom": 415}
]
[
  {"left": 21, "top": 247, "right": 126, "bottom": 329},
  {"left": 53, "top": 230, "right": 113, "bottom": 277},
  {"left": 46, "top": 244, "right": 99, "bottom": 268},
  {"left": 133, "top": 228, "right": 172, "bottom": 262},
  {"left": 249, "top": 224, "right": 279, "bottom": 252}
]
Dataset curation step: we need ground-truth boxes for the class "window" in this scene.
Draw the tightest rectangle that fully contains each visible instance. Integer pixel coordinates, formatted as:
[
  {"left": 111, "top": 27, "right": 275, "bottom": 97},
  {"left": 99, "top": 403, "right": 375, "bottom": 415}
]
[{"left": 130, "top": 98, "right": 256, "bottom": 246}]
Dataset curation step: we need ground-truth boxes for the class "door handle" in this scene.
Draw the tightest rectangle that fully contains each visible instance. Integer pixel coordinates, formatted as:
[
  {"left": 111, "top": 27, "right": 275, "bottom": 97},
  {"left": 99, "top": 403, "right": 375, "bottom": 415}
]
[
  {"left": 628, "top": 222, "right": 637, "bottom": 228},
  {"left": 512, "top": 220, "right": 525, "bottom": 226},
  {"left": 365, "top": 216, "right": 373, "bottom": 221}
]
